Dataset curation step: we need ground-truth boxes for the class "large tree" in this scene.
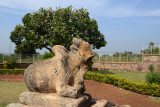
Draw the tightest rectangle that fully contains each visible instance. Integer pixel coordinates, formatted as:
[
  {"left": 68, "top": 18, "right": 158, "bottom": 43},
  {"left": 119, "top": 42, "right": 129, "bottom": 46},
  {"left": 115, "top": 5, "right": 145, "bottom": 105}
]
[{"left": 10, "top": 6, "right": 106, "bottom": 53}]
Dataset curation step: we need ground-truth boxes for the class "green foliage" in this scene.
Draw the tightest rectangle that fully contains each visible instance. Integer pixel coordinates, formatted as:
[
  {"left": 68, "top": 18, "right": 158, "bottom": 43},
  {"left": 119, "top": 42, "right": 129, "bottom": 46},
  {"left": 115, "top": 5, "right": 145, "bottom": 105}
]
[
  {"left": 0, "top": 69, "right": 25, "bottom": 75},
  {"left": 2, "top": 54, "right": 17, "bottom": 69},
  {"left": 84, "top": 72, "right": 160, "bottom": 97},
  {"left": 7, "top": 55, "right": 17, "bottom": 69},
  {"left": 42, "top": 52, "right": 55, "bottom": 59},
  {"left": 142, "top": 42, "right": 160, "bottom": 54},
  {"left": 148, "top": 64, "right": 154, "bottom": 72},
  {"left": 87, "top": 60, "right": 93, "bottom": 70},
  {"left": 3, "top": 56, "right": 16, "bottom": 69},
  {"left": 3, "top": 61, "right": 9, "bottom": 69},
  {"left": 158, "top": 65, "right": 160, "bottom": 72},
  {"left": 10, "top": 6, "right": 106, "bottom": 53},
  {"left": 14, "top": 44, "right": 36, "bottom": 54},
  {"left": 145, "top": 72, "right": 160, "bottom": 85}
]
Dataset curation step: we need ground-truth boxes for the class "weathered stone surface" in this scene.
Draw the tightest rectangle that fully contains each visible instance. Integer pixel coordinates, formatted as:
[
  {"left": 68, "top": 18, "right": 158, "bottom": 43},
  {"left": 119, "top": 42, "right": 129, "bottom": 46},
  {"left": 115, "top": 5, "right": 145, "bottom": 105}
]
[
  {"left": 7, "top": 103, "right": 38, "bottom": 107},
  {"left": 24, "top": 38, "right": 94, "bottom": 98},
  {"left": 143, "top": 55, "right": 160, "bottom": 62},
  {"left": 19, "top": 91, "right": 91, "bottom": 107},
  {"left": 92, "top": 62, "right": 141, "bottom": 72}
]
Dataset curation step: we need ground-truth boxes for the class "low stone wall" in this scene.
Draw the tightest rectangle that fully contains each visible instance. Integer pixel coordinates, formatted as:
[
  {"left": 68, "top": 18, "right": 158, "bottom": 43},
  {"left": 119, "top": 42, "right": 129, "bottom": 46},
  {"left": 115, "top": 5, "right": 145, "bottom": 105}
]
[
  {"left": 142, "top": 55, "right": 160, "bottom": 72},
  {"left": 92, "top": 55, "right": 160, "bottom": 72},
  {"left": 0, "top": 55, "right": 159, "bottom": 72},
  {"left": 143, "top": 54, "right": 160, "bottom": 62},
  {"left": 92, "top": 62, "right": 143, "bottom": 72}
]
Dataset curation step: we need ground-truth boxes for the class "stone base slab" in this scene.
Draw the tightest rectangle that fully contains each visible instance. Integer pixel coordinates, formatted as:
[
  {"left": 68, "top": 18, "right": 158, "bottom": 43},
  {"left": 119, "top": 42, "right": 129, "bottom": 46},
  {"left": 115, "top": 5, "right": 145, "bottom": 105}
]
[
  {"left": 18, "top": 91, "right": 91, "bottom": 107},
  {"left": 7, "top": 91, "right": 130, "bottom": 107}
]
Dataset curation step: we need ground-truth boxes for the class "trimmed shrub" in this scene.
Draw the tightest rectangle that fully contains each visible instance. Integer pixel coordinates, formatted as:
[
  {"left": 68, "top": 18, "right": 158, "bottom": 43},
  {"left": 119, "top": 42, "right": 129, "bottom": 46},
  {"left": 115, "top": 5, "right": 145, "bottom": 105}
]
[
  {"left": 87, "top": 60, "right": 93, "bottom": 70},
  {"left": 84, "top": 72, "right": 160, "bottom": 97},
  {"left": 145, "top": 72, "right": 160, "bottom": 85},
  {"left": 148, "top": 64, "right": 154, "bottom": 72},
  {"left": 8, "top": 59, "right": 16, "bottom": 69},
  {"left": 3, "top": 55, "right": 17, "bottom": 69},
  {"left": 42, "top": 52, "right": 55, "bottom": 60},
  {"left": 3, "top": 61, "right": 9, "bottom": 69},
  {"left": 0, "top": 69, "right": 25, "bottom": 75}
]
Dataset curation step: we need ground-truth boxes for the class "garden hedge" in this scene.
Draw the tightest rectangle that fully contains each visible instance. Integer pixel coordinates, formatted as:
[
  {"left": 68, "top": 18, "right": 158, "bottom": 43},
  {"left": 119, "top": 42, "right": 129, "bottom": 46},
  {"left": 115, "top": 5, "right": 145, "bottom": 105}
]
[
  {"left": 1, "top": 69, "right": 160, "bottom": 97},
  {"left": 84, "top": 72, "right": 160, "bottom": 97},
  {"left": 0, "top": 69, "right": 25, "bottom": 75}
]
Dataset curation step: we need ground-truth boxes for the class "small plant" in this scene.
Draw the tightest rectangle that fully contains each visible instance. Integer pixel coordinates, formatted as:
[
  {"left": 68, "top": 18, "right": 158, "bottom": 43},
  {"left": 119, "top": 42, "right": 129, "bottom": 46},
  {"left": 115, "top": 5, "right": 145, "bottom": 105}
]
[
  {"left": 87, "top": 60, "right": 93, "bottom": 70},
  {"left": 3, "top": 61, "right": 9, "bottom": 69},
  {"left": 42, "top": 52, "right": 55, "bottom": 60},
  {"left": 148, "top": 64, "right": 154, "bottom": 72},
  {"left": 145, "top": 72, "right": 160, "bottom": 85}
]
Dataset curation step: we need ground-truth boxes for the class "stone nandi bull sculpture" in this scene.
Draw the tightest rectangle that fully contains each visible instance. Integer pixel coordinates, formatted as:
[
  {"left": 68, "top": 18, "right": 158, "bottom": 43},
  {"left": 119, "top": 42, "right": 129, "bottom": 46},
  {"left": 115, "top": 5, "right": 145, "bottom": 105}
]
[{"left": 24, "top": 38, "right": 94, "bottom": 98}]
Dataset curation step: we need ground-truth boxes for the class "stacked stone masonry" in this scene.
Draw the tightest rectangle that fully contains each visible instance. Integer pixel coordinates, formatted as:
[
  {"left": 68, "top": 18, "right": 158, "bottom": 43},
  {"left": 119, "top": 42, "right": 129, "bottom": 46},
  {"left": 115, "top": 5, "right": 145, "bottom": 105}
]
[{"left": 92, "top": 55, "right": 160, "bottom": 72}]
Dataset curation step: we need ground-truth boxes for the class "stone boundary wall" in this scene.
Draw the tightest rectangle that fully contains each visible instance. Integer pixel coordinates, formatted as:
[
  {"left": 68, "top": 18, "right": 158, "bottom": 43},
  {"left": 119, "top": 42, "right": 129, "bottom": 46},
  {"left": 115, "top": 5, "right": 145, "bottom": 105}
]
[
  {"left": 0, "top": 55, "right": 159, "bottom": 72},
  {"left": 142, "top": 55, "right": 160, "bottom": 72},
  {"left": 92, "top": 62, "right": 143, "bottom": 72},
  {"left": 92, "top": 55, "right": 160, "bottom": 72}
]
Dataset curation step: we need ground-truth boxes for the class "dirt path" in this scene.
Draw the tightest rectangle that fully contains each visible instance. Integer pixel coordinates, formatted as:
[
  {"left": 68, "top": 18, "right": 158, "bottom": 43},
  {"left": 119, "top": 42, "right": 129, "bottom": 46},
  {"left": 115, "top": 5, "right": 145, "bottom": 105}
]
[{"left": 0, "top": 74, "right": 160, "bottom": 107}]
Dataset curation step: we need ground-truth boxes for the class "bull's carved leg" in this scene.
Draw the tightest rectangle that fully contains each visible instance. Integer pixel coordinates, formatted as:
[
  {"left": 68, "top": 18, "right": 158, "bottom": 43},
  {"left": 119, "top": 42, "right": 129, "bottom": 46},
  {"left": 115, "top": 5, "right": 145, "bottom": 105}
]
[
  {"left": 56, "top": 77, "right": 78, "bottom": 98},
  {"left": 73, "top": 64, "right": 88, "bottom": 94}
]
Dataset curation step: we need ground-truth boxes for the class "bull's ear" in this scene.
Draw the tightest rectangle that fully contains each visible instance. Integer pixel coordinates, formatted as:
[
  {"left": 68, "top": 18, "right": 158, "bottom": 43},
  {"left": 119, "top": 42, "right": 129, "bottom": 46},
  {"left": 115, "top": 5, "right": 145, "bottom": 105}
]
[
  {"left": 73, "top": 38, "right": 81, "bottom": 46},
  {"left": 52, "top": 45, "right": 68, "bottom": 57}
]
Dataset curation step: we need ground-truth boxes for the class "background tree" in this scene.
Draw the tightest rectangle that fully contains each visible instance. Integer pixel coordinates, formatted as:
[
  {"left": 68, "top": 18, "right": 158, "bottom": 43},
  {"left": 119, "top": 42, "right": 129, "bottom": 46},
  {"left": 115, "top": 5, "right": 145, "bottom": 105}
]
[
  {"left": 149, "top": 42, "right": 154, "bottom": 48},
  {"left": 10, "top": 24, "right": 36, "bottom": 54},
  {"left": 142, "top": 42, "right": 160, "bottom": 54},
  {"left": 10, "top": 6, "right": 106, "bottom": 53}
]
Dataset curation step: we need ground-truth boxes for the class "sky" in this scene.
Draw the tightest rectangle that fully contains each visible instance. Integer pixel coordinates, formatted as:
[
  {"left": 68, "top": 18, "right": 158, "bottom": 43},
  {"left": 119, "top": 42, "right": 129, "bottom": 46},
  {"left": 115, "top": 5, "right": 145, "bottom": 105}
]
[{"left": 0, "top": 0, "right": 160, "bottom": 54}]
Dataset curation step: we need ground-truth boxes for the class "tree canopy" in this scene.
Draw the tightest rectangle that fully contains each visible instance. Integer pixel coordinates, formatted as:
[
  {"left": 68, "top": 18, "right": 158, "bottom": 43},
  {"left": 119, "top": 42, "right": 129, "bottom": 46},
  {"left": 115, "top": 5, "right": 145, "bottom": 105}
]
[{"left": 10, "top": 6, "right": 106, "bottom": 53}]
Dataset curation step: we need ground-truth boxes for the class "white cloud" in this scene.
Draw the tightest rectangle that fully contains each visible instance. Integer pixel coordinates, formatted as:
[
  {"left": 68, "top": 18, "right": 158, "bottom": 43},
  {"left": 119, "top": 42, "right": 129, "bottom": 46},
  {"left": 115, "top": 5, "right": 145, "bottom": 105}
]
[
  {"left": 103, "top": 6, "right": 136, "bottom": 17},
  {"left": 144, "top": 9, "right": 160, "bottom": 17},
  {"left": 0, "top": 0, "right": 160, "bottom": 17},
  {"left": 0, "top": 7, "right": 26, "bottom": 15}
]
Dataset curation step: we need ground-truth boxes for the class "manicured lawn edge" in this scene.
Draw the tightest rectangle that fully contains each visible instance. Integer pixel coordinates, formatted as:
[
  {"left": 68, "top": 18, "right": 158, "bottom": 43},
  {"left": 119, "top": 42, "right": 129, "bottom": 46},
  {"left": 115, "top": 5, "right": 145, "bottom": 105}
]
[{"left": 84, "top": 72, "right": 160, "bottom": 97}]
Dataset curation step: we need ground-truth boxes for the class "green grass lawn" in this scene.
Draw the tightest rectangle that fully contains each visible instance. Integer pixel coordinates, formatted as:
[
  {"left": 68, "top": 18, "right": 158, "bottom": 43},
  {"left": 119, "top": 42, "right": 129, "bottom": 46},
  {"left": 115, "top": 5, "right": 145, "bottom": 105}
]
[
  {"left": 89, "top": 71, "right": 147, "bottom": 83},
  {"left": 0, "top": 81, "right": 27, "bottom": 107},
  {"left": 111, "top": 71, "right": 147, "bottom": 83}
]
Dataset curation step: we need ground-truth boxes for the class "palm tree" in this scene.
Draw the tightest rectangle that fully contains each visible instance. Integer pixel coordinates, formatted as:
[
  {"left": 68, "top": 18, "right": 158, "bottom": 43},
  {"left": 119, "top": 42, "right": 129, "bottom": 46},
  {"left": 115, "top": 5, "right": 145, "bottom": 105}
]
[{"left": 149, "top": 42, "right": 154, "bottom": 54}]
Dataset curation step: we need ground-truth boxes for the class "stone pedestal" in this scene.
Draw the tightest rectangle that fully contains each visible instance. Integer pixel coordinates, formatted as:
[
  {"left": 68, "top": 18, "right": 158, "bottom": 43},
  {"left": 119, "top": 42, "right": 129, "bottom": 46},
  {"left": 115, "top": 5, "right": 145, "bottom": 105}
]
[
  {"left": 7, "top": 91, "right": 121, "bottom": 107},
  {"left": 18, "top": 91, "right": 91, "bottom": 107}
]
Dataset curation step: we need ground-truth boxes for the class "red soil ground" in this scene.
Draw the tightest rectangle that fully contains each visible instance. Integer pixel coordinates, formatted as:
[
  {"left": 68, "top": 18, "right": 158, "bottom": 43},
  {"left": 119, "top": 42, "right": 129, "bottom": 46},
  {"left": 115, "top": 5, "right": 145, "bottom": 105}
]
[{"left": 0, "top": 74, "right": 160, "bottom": 107}]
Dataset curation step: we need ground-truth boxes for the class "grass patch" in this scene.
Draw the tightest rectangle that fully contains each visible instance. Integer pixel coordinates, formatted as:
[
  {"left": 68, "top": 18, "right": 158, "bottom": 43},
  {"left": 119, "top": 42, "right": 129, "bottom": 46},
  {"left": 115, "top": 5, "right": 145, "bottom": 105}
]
[
  {"left": 90, "top": 71, "right": 147, "bottom": 83},
  {"left": 111, "top": 71, "right": 147, "bottom": 83},
  {"left": 0, "top": 81, "right": 27, "bottom": 107}
]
